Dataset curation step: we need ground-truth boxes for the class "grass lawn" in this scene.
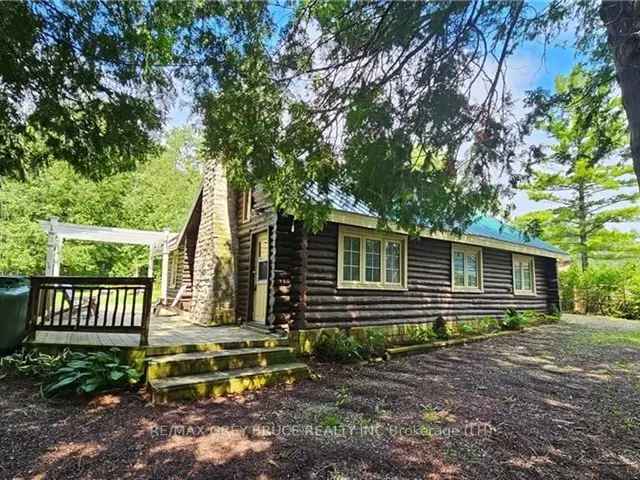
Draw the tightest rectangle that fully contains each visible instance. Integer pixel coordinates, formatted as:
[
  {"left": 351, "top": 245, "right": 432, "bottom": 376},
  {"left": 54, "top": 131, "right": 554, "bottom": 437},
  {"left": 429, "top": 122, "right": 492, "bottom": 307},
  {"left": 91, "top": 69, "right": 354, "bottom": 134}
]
[{"left": 2, "top": 314, "right": 640, "bottom": 479}]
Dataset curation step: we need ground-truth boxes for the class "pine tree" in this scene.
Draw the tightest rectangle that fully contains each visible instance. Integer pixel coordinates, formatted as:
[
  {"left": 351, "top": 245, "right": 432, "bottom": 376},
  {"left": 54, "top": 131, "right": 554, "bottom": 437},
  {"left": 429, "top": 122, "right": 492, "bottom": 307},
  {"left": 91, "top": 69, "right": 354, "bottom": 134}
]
[{"left": 517, "top": 67, "right": 640, "bottom": 270}]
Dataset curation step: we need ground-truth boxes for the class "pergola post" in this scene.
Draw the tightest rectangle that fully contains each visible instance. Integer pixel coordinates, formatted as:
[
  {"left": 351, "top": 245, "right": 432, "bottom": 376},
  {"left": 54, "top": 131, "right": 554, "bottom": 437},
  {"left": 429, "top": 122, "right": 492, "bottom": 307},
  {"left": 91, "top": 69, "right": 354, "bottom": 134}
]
[
  {"left": 160, "top": 229, "right": 170, "bottom": 305},
  {"left": 147, "top": 246, "right": 154, "bottom": 278},
  {"left": 45, "top": 217, "right": 63, "bottom": 276}
]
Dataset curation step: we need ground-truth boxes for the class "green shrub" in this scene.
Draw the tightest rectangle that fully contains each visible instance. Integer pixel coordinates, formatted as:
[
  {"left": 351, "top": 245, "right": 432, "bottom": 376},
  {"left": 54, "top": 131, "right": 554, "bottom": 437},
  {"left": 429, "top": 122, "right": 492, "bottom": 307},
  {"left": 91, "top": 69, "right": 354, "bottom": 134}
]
[
  {"left": 456, "top": 322, "right": 476, "bottom": 336},
  {"left": 407, "top": 325, "right": 437, "bottom": 344},
  {"left": 502, "top": 309, "right": 528, "bottom": 330},
  {"left": 314, "top": 332, "right": 365, "bottom": 363},
  {"left": 43, "top": 348, "right": 141, "bottom": 397},
  {"left": 362, "top": 329, "right": 386, "bottom": 358},
  {"left": 0, "top": 349, "right": 70, "bottom": 377},
  {"left": 477, "top": 316, "right": 501, "bottom": 333},
  {"left": 315, "top": 329, "right": 388, "bottom": 363},
  {"left": 560, "top": 263, "right": 640, "bottom": 319}
]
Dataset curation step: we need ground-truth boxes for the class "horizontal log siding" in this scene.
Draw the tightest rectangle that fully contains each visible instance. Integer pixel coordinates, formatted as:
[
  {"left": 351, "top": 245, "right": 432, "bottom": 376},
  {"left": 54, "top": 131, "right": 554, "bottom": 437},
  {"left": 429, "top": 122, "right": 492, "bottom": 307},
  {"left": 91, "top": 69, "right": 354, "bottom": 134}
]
[
  {"left": 235, "top": 188, "right": 277, "bottom": 322},
  {"left": 273, "top": 215, "right": 304, "bottom": 326},
  {"left": 166, "top": 196, "right": 201, "bottom": 311},
  {"left": 302, "top": 222, "right": 559, "bottom": 327}
]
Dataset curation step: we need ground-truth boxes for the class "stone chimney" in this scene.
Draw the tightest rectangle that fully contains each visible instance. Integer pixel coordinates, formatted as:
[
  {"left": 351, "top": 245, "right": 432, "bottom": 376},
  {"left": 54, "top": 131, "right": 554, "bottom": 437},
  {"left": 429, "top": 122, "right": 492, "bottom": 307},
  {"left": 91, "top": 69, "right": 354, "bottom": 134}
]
[{"left": 191, "top": 159, "right": 237, "bottom": 325}]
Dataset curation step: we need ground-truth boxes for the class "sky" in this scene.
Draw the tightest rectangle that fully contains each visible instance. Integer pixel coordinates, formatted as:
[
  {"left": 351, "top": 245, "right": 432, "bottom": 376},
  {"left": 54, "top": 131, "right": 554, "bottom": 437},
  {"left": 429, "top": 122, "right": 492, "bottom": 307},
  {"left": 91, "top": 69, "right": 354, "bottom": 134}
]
[{"left": 165, "top": 12, "right": 638, "bottom": 233}]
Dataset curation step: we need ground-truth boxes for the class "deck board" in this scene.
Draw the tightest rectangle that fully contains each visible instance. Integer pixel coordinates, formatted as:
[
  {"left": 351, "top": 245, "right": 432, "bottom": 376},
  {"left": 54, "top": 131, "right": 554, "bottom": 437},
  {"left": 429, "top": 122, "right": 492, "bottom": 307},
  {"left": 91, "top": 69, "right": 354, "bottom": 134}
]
[{"left": 29, "top": 314, "right": 279, "bottom": 349}]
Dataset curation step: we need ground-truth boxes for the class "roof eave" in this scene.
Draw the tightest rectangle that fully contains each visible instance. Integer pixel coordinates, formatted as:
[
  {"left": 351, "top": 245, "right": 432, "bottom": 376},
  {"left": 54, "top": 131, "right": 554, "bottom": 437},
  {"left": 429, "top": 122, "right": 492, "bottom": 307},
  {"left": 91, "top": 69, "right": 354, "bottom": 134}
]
[{"left": 327, "top": 209, "right": 571, "bottom": 261}]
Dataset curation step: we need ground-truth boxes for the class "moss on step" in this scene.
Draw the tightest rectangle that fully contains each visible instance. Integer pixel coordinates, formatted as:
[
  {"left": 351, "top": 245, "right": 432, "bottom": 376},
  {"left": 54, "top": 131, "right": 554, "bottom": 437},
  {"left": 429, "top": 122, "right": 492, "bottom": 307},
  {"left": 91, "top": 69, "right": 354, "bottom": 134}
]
[
  {"left": 146, "top": 347, "right": 296, "bottom": 380},
  {"left": 150, "top": 363, "right": 310, "bottom": 403}
]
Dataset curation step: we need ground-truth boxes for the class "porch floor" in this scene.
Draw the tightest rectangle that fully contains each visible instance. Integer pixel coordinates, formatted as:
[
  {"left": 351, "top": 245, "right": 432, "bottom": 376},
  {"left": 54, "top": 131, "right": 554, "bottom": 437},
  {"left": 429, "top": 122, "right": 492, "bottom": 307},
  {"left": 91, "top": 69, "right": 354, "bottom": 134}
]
[{"left": 29, "top": 314, "right": 279, "bottom": 349}]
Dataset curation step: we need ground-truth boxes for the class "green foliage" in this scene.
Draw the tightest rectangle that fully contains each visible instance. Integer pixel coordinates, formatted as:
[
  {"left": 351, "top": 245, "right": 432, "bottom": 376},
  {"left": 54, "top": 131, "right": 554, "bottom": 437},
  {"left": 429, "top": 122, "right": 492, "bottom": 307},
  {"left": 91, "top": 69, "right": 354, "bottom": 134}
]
[
  {"left": 0, "top": 349, "right": 69, "bottom": 377},
  {"left": 502, "top": 309, "right": 528, "bottom": 331},
  {"left": 0, "top": 128, "right": 201, "bottom": 276},
  {"left": 43, "top": 348, "right": 141, "bottom": 397},
  {"left": 314, "top": 329, "right": 386, "bottom": 363},
  {"left": 561, "top": 263, "right": 640, "bottom": 319},
  {"left": 456, "top": 322, "right": 476, "bottom": 336},
  {"left": 0, "top": 1, "right": 178, "bottom": 180},
  {"left": 517, "top": 66, "right": 640, "bottom": 269},
  {"left": 195, "top": 2, "right": 542, "bottom": 234},
  {"left": 362, "top": 329, "right": 386, "bottom": 358},
  {"left": 407, "top": 325, "right": 438, "bottom": 344},
  {"left": 314, "top": 332, "right": 365, "bottom": 363}
]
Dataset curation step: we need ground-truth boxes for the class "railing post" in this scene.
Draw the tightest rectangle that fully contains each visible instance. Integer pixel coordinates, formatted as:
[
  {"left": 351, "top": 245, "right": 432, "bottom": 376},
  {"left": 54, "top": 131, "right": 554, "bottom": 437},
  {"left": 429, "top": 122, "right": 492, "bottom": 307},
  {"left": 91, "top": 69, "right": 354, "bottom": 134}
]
[
  {"left": 23, "top": 277, "right": 40, "bottom": 342},
  {"left": 139, "top": 278, "right": 153, "bottom": 347}
]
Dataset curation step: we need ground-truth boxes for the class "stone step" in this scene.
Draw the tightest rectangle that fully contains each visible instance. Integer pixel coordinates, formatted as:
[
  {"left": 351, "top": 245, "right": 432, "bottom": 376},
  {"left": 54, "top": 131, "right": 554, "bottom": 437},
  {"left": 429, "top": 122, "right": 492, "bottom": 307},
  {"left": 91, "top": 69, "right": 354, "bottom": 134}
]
[
  {"left": 149, "top": 362, "right": 310, "bottom": 403},
  {"left": 146, "top": 347, "right": 296, "bottom": 380},
  {"left": 144, "top": 337, "right": 289, "bottom": 357}
]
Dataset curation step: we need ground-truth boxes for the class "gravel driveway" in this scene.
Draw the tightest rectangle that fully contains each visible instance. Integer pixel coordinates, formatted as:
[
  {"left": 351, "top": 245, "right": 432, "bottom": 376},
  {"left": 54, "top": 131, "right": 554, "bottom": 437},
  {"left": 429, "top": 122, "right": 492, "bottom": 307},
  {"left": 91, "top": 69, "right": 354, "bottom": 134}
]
[{"left": 2, "top": 315, "right": 639, "bottom": 479}]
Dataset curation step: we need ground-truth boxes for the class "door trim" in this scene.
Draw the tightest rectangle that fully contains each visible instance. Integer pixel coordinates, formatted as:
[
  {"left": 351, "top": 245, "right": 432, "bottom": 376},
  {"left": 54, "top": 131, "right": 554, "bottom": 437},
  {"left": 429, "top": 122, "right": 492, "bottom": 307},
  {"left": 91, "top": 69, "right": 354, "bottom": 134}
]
[{"left": 249, "top": 229, "right": 270, "bottom": 325}]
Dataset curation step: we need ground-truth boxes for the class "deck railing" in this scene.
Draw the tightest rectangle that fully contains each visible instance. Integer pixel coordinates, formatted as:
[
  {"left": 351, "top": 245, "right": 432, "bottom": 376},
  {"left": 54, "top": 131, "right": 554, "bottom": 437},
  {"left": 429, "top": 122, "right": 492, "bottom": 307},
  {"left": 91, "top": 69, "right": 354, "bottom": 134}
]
[{"left": 26, "top": 276, "right": 153, "bottom": 346}]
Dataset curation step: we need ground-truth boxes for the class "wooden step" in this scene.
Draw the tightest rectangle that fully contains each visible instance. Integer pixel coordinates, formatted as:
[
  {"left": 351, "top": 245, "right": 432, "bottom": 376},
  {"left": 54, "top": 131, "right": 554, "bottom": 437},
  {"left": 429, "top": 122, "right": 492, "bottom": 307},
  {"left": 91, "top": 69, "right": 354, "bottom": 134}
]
[
  {"left": 146, "top": 347, "right": 296, "bottom": 380},
  {"left": 144, "top": 337, "right": 289, "bottom": 357},
  {"left": 149, "top": 362, "right": 310, "bottom": 403}
]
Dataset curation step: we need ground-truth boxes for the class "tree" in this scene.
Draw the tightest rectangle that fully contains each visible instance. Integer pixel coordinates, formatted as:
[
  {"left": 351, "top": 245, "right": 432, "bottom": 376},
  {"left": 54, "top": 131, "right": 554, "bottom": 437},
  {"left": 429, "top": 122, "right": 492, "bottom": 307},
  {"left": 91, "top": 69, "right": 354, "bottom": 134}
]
[
  {"left": 0, "top": 0, "right": 176, "bottom": 180},
  {"left": 0, "top": 128, "right": 202, "bottom": 275},
  {"left": 516, "top": 67, "right": 640, "bottom": 270},
  {"left": 193, "top": 1, "right": 547, "bottom": 234},
  {"left": 600, "top": 1, "right": 640, "bottom": 191}
]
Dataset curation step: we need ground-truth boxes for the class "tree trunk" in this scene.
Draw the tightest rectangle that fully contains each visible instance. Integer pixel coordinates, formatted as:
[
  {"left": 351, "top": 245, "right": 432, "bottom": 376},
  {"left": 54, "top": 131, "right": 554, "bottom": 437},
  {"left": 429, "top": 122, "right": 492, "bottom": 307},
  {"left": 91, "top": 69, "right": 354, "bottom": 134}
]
[
  {"left": 577, "top": 184, "right": 589, "bottom": 271},
  {"left": 601, "top": 1, "right": 640, "bottom": 188}
]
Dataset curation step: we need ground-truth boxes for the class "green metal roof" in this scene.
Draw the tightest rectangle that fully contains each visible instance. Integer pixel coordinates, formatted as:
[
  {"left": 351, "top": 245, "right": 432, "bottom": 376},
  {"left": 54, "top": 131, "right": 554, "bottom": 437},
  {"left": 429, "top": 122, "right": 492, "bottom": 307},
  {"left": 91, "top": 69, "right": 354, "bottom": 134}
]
[{"left": 308, "top": 184, "right": 567, "bottom": 257}]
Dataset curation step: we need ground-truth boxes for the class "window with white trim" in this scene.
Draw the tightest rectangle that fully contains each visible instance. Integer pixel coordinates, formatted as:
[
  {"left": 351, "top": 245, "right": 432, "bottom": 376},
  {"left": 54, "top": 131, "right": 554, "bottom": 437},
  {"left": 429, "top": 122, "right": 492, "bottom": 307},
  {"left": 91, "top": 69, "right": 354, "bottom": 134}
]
[
  {"left": 338, "top": 226, "right": 407, "bottom": 289},
  {"left": 241, "top": 189, "right": 252, "bottom": 223},
  {"left": 451, "top": 244, "right": 483, "bottom": 291},
  {"left": 513, "top": 254, "right": 536, "bottom": 295}
]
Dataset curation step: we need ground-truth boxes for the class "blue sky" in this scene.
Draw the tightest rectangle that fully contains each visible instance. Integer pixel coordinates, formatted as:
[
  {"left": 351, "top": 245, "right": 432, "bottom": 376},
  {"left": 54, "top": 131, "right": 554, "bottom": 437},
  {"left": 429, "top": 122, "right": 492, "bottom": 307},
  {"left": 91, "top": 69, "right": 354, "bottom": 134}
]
[{"left": 165, "top": 18, "right": 638, "bottom": 232}]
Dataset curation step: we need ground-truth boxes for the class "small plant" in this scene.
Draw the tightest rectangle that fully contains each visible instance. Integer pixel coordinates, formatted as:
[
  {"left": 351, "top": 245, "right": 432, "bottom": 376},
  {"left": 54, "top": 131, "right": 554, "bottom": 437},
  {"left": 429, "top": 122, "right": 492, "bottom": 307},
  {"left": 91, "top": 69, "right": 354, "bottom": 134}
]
[
  {"left": 457, "top": 322, "right": 476, "bottom": 336},
  {"left": 335, "top": 385, "right": 351, "bottom": 408},
  {"left": 407, "top": 325, "right": 437, "bottom": 344},
  {"left": 433, "top": 316, "right": 453, "bottom": 340},
  {"left": 43, "top": 348, "right": 141, "bottom": 397},
  {"left": 361, "top": 329, "right": 386, "bottom": 358},
  {"left": 315, "top": 332, "right": 365, "bottom": 363},
  {"left": 0, "top": 349, "right": 69, "bottom": 378},
  {"left": 502, "top": 309, "right": 528, "bottom": 330}
]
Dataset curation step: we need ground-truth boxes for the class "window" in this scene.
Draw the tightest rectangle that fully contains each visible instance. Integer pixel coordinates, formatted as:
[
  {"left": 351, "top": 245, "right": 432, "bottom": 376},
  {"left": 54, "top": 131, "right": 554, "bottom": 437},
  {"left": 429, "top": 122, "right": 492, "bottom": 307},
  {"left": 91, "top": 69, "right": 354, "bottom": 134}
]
[
  {"left": 241, "top": 189, "right": 252, "bottom": 222},
  {"left": 513, "top": 254, "right": 536, "bottom": 295},
  {"left": 451, "top": 244, "right": 483, "bottom": 291},
  {"left": 338, "top": 226, "right": 407, "bottom": 289}
]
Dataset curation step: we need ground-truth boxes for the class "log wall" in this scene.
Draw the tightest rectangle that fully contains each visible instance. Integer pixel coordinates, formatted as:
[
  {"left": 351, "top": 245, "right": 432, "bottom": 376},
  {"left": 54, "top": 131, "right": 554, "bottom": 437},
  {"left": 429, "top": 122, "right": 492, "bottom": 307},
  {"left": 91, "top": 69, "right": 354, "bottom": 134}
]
[
  {"left": 234, "top": 187, "right": 277, "bottom": 322},
  {"left": 284, "top": 222, "right": 559, "bottom": 328}
]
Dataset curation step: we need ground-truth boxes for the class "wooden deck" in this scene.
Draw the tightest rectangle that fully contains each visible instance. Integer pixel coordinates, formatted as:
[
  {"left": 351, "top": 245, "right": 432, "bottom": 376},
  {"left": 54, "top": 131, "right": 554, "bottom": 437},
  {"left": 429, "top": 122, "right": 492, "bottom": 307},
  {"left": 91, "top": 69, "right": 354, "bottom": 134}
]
[{"left": 29, "top": 314, "right": 279, "bottom": 349}]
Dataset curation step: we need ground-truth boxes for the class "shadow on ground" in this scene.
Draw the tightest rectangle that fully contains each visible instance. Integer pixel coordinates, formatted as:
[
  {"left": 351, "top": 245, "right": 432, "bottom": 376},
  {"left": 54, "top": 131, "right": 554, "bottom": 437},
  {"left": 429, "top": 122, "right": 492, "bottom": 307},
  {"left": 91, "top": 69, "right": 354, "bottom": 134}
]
[{"left": 1, "top": 314, "right": 639, "bottom": 479}]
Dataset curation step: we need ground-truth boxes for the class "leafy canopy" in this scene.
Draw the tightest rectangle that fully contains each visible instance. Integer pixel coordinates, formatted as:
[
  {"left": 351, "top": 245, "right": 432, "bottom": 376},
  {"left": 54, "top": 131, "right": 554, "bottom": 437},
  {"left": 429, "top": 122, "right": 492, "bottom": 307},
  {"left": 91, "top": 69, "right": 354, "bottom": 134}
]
[
  {"left": 0, "top": 128, "right": 202, "bottom": 276},
  {"left": 516, "top": 67, "right": 640, "bottom": 268}
]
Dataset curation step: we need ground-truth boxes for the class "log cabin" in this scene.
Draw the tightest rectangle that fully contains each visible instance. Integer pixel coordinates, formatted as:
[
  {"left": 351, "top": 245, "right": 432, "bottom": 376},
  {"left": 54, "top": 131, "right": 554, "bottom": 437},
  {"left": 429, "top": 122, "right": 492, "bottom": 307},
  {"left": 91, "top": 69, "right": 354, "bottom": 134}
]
[{"left": 166, "top": 161, "right": 568, "bottom": 347}]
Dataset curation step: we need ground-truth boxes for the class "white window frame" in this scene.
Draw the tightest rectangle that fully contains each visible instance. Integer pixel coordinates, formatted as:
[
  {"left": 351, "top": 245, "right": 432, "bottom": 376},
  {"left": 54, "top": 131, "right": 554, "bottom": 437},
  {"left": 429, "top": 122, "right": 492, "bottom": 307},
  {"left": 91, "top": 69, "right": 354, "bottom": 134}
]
[
  {"left": 241, "top": 189, "right": 252, "bottom": 223},
  {"left": 337, "top": 226, "right": 408, "bottom": 290},
  {"left": 512, "top": 254, "right": 536, "bottom": 296},
  {"left": 451, "top": 243, "right": 483, "bottom": 292}
]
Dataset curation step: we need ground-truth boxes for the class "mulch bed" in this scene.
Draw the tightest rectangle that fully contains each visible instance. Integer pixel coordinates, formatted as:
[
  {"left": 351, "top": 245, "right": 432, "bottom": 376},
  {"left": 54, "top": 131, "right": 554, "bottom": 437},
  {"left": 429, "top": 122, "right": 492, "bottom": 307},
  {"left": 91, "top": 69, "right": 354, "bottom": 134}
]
[{"left": 1, "top": 317, "right": 640, "bottom": 479}]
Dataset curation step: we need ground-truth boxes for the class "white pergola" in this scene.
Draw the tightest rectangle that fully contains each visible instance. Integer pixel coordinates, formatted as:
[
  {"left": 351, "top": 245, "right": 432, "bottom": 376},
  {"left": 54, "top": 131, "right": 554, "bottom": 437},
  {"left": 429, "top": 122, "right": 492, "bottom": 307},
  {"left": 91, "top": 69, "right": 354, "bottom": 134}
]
[{"left": 39, "top": 217, "right": 177, "bottom": 303}]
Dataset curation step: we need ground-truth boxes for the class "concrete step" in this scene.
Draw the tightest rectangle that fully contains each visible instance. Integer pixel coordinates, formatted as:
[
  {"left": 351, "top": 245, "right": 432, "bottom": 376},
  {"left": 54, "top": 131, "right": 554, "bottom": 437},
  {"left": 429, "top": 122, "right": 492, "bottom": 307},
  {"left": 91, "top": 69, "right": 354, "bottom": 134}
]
[
  {"left": 144, "top": 337, "right": 289, "bottom": 357},
  {"left": 149, "top": 362, "right": 310, "bottom": 403},
  {"left": 147, "top": 347, "right": 296, "bottom": 380}
]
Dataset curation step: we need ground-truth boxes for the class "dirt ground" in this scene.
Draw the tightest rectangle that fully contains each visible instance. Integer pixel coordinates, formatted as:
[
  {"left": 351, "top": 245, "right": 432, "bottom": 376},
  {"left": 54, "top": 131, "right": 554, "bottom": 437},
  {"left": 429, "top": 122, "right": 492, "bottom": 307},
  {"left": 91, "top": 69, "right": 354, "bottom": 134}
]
[{"left": 2, "top": 314, "right": 640, "bottom": 479}]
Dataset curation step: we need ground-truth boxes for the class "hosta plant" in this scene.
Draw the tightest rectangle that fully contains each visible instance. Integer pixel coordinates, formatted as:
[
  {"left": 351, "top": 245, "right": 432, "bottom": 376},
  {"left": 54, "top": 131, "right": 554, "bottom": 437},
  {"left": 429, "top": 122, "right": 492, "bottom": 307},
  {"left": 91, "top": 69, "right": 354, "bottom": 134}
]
[{"left": 43, "top": 348, "right": 141, "bottom": 397}]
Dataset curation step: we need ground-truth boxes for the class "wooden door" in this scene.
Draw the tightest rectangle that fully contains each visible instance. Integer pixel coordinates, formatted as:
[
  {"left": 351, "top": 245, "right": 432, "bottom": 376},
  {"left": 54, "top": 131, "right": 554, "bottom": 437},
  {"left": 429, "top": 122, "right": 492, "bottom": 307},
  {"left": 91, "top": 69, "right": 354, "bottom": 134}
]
[{"left": 252, "top": 231, "right": 269, "bottom": 323}]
